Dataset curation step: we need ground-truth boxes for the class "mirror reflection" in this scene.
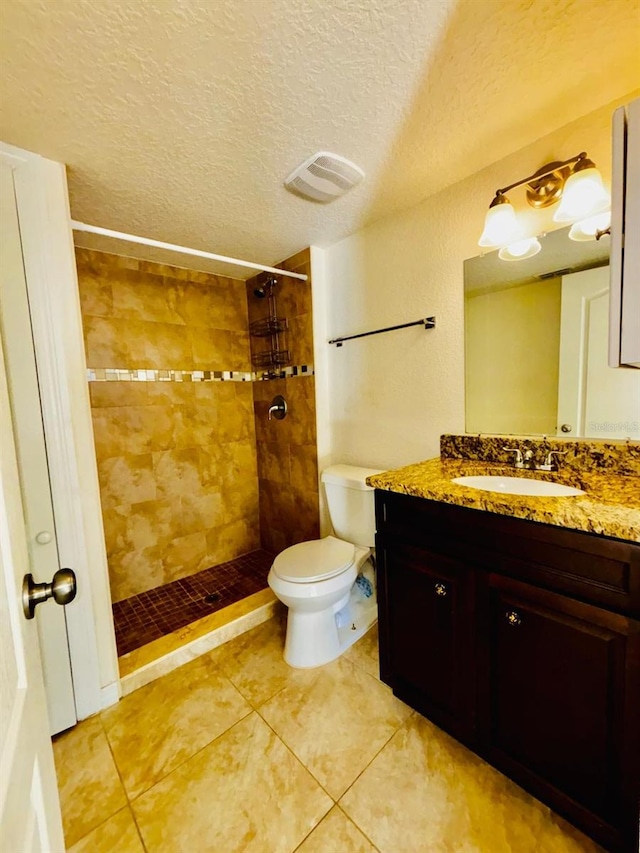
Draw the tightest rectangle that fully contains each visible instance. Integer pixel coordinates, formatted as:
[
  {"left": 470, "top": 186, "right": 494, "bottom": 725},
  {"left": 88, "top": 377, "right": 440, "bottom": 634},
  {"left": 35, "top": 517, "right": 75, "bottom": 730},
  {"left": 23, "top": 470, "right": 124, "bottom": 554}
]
[{"left": 464, "top": 226, "right": 640, "bottom": 439}]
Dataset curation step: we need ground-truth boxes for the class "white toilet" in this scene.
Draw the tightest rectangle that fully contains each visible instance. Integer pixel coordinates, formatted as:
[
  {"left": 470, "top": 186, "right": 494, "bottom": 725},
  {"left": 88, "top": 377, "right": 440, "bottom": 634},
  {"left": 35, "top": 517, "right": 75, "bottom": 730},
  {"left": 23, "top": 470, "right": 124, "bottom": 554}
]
[{"left": 268, "top": 464, "right": 383, "bottom": 668}]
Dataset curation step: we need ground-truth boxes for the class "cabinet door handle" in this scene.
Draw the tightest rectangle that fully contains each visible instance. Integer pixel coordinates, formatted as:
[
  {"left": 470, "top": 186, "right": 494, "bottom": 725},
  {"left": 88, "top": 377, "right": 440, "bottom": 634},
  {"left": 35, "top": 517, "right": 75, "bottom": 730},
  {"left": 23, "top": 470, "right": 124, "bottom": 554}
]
[
  {"left": 505, "top": 609, "right": 522, "bottom": 627},
  {"left": 434, "top": 582, "right": 448, "bottom": 597}
]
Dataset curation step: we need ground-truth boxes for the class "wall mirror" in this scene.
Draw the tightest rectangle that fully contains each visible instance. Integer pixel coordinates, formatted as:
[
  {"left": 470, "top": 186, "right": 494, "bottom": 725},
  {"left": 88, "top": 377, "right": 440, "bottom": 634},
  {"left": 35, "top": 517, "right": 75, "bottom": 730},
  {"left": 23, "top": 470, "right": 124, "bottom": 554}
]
[{"left": 464, "top": 226, "right": 640, "bottom": 439}]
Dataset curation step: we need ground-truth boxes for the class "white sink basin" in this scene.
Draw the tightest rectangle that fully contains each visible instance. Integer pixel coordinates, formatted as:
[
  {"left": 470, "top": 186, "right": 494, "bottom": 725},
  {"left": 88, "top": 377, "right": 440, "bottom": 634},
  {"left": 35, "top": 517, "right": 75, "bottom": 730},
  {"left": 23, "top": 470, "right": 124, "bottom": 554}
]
[{"left": 452, "top": 475, "right": 585, "bottom": 497}]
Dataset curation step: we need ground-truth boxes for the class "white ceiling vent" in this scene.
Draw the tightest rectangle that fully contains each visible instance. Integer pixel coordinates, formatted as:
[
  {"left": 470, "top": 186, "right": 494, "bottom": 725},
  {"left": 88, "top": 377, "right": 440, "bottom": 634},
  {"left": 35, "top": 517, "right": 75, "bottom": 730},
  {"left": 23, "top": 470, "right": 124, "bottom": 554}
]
[{"left": 284, "top": 152, "right": 364, "bottom": 203}]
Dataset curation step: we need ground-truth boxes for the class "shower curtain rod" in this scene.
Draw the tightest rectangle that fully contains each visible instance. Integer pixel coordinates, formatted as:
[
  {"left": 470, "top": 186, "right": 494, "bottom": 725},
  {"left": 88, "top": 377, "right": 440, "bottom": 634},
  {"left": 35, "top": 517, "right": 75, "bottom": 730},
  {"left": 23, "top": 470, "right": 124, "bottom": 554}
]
[{"left": 70, "top": 221, "right": 309, "bottom": 281}]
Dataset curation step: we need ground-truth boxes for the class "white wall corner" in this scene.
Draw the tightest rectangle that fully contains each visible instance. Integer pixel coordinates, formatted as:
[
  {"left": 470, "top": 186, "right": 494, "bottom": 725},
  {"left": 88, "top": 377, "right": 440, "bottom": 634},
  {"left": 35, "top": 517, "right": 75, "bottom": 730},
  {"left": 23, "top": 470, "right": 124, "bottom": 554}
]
[{"left": 310, "top": 245, "right": 333, "bottom": 537}]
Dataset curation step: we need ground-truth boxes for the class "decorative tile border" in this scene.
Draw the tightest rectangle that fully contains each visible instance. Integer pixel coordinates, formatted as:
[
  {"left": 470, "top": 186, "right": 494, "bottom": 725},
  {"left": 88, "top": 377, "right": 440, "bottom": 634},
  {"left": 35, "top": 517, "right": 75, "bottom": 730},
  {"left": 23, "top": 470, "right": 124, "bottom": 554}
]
[{"left": 87, "top": 364, "right": 314, "bottom": 383}]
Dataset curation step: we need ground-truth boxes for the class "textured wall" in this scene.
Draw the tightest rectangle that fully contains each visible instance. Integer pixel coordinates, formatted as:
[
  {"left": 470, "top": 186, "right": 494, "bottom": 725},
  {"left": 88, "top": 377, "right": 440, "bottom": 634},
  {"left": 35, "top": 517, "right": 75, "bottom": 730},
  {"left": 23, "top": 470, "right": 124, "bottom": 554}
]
[
  {"left": 248, "top": 249, "right": 320, "bottom": 554},
  {"left": 77, "top": 249, "right": 259, "bottom": 602},
  {"left": 323, "top": 95, "right": 637, "bottom": 471}
]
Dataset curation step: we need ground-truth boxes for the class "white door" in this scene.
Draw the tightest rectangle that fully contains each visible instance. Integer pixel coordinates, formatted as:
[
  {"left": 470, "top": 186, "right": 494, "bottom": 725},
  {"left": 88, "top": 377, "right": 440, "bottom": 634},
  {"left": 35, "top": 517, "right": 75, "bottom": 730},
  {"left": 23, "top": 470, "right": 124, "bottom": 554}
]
[
  {"left": 0, "top": 160, "right": 77, "bottom": 735},
  {"left": 557, "top": 266, "right": 640, "bottom": 438},
  {"left": 0, "top": 337, "right": 65, "bottom": 851}
]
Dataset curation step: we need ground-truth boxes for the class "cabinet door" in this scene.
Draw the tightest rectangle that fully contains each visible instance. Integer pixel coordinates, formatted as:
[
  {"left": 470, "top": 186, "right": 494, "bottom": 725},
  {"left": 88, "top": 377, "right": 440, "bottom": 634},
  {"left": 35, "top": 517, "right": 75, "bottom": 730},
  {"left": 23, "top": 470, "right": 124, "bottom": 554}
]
[
  {"left": 480, "top": 573, "right": 640, "bottom": 840},
  {"left": 378, "top": 541, "right": 475, "bottom": 739}
]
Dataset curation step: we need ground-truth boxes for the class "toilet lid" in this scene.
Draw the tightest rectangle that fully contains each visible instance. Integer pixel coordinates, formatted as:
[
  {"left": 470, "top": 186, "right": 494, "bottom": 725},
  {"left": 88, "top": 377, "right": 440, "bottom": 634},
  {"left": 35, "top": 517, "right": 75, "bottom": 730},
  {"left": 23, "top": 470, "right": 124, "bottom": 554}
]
[{"left": 272, "top": 536, "right": 355, "bottom": 583}]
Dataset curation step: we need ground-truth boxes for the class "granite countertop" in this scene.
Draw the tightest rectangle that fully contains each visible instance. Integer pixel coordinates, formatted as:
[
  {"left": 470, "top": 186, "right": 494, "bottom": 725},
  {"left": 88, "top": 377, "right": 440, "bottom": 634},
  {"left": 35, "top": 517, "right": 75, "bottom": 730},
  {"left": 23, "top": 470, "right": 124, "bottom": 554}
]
[{"left": 367, "top": 457, "right": 640, "bottom": 543}]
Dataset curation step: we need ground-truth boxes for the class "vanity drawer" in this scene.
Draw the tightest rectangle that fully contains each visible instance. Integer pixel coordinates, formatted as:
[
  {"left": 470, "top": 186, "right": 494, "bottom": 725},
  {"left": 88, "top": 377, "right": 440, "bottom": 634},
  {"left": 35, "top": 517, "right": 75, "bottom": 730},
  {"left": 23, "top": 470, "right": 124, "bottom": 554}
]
[{"left": 375, "top": 491, "right": 640, "bottom": 617}]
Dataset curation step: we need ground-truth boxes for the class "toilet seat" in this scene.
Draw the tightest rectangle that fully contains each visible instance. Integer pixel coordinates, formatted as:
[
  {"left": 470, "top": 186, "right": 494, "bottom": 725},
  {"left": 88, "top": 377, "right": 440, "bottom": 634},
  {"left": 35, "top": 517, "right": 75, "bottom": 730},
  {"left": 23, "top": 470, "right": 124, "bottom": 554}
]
[{"left": 272, "top": 536, "right": 355, "bottom": 583}]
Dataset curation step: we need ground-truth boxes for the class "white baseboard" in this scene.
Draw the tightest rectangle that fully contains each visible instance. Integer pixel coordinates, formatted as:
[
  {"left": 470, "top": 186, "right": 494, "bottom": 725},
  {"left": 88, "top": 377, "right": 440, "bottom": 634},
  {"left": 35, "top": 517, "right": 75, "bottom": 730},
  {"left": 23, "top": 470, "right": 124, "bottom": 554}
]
[{"left": 99, "top": 681, "right": 121, "bottom": 711}]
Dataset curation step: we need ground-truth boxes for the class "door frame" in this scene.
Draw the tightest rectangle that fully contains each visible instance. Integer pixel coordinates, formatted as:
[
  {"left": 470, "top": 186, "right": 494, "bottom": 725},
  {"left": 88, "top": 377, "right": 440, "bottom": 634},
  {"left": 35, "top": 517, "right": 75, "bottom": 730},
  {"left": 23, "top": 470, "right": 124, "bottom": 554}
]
[{"left": 0, "top": 141, "right": 120, "bottom": 717}]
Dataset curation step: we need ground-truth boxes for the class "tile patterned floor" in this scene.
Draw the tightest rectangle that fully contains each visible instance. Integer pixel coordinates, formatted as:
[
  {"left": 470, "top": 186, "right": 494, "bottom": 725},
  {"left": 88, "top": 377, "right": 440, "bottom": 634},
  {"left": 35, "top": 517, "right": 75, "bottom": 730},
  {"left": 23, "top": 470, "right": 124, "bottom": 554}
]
[
  {"left": 53, "top": 618, "right": 603, "bottom": 853},
  {"left": 112, "top": 549, "right": 273, "bottom": 655}
]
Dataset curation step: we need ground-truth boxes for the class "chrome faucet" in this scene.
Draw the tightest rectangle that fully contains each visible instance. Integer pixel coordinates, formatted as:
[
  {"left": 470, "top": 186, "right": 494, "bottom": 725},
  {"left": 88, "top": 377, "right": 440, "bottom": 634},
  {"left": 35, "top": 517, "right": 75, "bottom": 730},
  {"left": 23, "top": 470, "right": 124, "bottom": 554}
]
[
  {"left": 537, "top": 450, "right": 567, "bottom": 471},
  {"left": 503, "top": 447, "right": 524, "bottom": 468}
]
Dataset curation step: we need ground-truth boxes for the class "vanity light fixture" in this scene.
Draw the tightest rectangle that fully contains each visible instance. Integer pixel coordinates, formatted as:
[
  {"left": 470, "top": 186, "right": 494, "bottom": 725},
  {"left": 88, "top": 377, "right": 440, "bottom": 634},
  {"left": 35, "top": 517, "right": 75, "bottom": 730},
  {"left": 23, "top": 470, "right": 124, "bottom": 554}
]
[
  {"left": 478, "top": 152, "right": 610, "bottom": 256},
  {"left": 568, "top": 210, "right": 612, "bottom": 242},
  {"left": 498, "top": 237, "right": 542, "bottom": 261}
]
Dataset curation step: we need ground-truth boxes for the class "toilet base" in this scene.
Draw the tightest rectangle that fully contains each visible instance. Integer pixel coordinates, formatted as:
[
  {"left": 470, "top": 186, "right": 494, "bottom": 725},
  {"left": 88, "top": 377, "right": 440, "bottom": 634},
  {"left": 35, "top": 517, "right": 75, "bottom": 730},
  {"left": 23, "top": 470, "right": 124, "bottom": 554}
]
[{"left": 284, "top": 583, "right": 378, "bottom": 669}]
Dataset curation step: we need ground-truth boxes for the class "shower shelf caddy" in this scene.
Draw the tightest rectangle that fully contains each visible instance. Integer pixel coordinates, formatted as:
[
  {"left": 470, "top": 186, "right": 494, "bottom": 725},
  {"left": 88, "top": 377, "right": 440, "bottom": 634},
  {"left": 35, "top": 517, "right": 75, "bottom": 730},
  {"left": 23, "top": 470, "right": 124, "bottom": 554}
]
[{"left": 250, "top": 274, "right": 291, "bottom": 373}]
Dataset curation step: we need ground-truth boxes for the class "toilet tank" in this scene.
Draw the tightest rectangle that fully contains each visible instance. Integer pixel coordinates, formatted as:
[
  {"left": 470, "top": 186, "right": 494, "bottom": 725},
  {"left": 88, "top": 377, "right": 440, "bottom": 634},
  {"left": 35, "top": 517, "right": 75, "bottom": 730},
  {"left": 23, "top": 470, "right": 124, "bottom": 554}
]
[{"left": 321, "top": 464, "right": 385, "bottom": 548}]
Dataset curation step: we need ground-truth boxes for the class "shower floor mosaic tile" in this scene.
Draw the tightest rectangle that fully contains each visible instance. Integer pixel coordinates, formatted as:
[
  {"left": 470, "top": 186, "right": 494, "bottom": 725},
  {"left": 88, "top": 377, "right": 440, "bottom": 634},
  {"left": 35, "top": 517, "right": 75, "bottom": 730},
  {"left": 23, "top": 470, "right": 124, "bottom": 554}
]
[{"left": 112, "top": 550, "right": 274, "bottom": 656}]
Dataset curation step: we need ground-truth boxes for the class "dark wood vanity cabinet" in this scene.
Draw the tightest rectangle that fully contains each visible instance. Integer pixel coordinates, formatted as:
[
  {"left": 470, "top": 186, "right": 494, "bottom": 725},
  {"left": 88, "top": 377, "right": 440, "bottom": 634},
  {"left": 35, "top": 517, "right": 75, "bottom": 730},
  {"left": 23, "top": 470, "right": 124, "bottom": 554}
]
[
  {"left": 380, "top": 542, "right": 476, "bottom": 741},
  {"left": 375, "top": 491, "right": 640, "bottom": 853}
]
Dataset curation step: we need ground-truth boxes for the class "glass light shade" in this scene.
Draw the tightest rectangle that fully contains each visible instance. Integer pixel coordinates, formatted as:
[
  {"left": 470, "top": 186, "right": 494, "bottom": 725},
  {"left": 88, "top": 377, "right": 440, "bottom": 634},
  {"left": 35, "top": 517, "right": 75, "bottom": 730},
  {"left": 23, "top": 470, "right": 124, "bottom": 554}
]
[
  {"left": 568, "top": 211, "right": 611, "bottom": 242},
  {"left": 498, "top": 237, "right": 542, "bottom": 262},
  {"left": 553, "top": 166, "right": 610, "bottom": 223},
  {"left": 478, "top": 199, "right": 519, "bottom": 248}
]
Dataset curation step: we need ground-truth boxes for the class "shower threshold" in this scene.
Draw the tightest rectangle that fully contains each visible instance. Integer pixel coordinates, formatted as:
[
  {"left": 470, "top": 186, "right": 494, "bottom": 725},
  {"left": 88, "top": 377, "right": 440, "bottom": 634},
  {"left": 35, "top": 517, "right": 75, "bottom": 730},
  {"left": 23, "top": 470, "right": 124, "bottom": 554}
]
[{"left": 113, "top": 549, "right": 274, "bottom": 657}]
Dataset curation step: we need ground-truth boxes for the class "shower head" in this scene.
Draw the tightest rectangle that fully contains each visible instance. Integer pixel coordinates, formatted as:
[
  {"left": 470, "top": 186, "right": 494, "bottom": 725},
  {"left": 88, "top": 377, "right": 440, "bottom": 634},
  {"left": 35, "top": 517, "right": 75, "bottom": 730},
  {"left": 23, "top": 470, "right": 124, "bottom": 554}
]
[{"left": 253, "top": 276, "right": 278, "bottom": 298}]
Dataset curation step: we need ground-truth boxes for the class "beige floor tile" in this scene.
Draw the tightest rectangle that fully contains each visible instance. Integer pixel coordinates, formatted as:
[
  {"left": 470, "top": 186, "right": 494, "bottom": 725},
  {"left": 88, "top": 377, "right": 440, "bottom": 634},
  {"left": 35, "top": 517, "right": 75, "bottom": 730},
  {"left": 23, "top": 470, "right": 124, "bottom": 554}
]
[
  {"left": 102, "top": 651, "right": 251, "bottom": 798},
  {"left": 68, "top": 807, "right": 144, "bottom": 853},
  {"left": 259, "top": 656, "right": 412, "bottom": 799},
  {"left": 209, "top": 611, "right": 318, "bottom": 707},
  {"left": 133, "top": 712, "right": 332, "bottom": 853},
  {"left": 52, "top": 715, "right": 127, "bottom": 848},
  {"left": 340, "top": 714, "right": 603, "bottom": 853},
  {"left": 343, "top": 623, "right": 380, "bottom": 680},
  {"left": 295, "top": 806, "right": 379, "bottom": 852}
]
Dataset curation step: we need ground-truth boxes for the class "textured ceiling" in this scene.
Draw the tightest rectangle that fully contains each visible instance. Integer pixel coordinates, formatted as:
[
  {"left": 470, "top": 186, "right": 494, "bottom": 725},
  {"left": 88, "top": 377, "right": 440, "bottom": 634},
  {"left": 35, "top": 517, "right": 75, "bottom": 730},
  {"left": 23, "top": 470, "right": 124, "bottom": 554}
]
[{"left": 1, "top": 0, "right": 639, "bottom": 276}]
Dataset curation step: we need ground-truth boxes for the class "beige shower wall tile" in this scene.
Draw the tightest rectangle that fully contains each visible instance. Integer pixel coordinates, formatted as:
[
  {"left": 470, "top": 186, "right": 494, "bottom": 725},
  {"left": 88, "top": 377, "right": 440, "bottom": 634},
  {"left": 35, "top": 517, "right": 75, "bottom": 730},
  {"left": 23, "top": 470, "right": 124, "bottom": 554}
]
[
  {"left": 221, "top": 475, "right": 259, "bottom": 525},
  {"left": 289, "top": 443, "right": 318, "bottom": 491},
  {"left": 177, "top": 281, "right": 248, "bottom": 331},
  {"left": 289, "top": 487, "right": 320, "bottom": 543},
  {"left": 92, "top": 404, "right": 175, "bottom": 459},
  {"left": 257, "top": 441, "right": 286, "bottom": 483},
  {"left": 162, "top": 531, "right": 209, "bottom": 580},
  {"left": 146, "top": 380, "right": 196, "bottom": 405},
  {"left": 153, "top": 447, "right": 202, "bottom": 500},
  {"left": 76, "top": 248, "right": 139, "bottom": 273},
  {"left": 173, "top": 402, "right": 219, "bottom": 448},
  {"left": 108, "top": 545, "right": 166, "bottom": 602},
  {"left": 180, "top": 491, "right": 225, "bottom": 535},
  {"left": 84, "top": 315, "right": 148, "bottom": 368},
  {"left": 90, "top": 381, "right": 149, "bottom": 408},
  {"left": 144, "top": 320, "right": 194, "bottom": 369},
  {"left": 111, "top": 273, "right": 185, "bottom": 325},
  {"left": 219, "top": 437, "right": 259, "bottom": 484},
  {"left": 197, "top": 445, "right": 225, "bottom": 488},
  {"left": 289, "top": 312, "right": 314, "bottom": 365},
  {"left": 287, "top": 377, "right": 317, "bottom": 445},
  {"left": 189, "top": 327, "right": 251, "bottom": 371},
  {"left": 206, "top": 518, "right": 259, "bottom": 566},
  {"left": 77, "top": 268, "right": 113, "bottom": 318},
  {"left": 101, "top": 505, "right": 130, "bottom": 558},
  {"left": 126, "top": 498, "right": 185, "bottom": 551},
  {"left": 97, "top": 453, "right": 156, "bottom": 509}
]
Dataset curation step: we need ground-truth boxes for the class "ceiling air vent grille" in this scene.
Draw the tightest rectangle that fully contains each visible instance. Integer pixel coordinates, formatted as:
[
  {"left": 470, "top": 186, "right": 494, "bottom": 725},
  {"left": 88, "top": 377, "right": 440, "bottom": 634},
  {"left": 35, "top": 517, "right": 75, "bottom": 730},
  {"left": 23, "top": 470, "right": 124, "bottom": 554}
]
[{"left": 284, "top": 151, "right": 364, "bottom": 203}]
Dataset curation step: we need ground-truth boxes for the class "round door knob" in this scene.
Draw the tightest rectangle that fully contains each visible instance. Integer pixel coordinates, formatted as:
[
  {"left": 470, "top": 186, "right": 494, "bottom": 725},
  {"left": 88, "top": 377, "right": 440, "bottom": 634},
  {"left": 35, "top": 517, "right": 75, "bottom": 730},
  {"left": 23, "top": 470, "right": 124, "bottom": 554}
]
[
  {"left": 561, "top": 423, "right": 572, "bottom": 433},
  {"left": 22, "top": 568, "right": 77, "bottom": 620},
  {"left": 35, "top": 530, "right": 53, "bottom": 545},
  {"left": 434, "top": 582, "right": 448, "bottom": 597}
]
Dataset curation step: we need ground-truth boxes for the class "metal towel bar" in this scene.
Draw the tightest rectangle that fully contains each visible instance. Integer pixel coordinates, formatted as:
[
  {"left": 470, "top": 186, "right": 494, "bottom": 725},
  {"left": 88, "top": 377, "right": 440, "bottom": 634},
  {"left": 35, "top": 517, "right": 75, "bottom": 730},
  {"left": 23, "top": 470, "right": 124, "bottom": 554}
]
[{"left": 329, "top": 316, "right": 435, "bottom": 347}]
